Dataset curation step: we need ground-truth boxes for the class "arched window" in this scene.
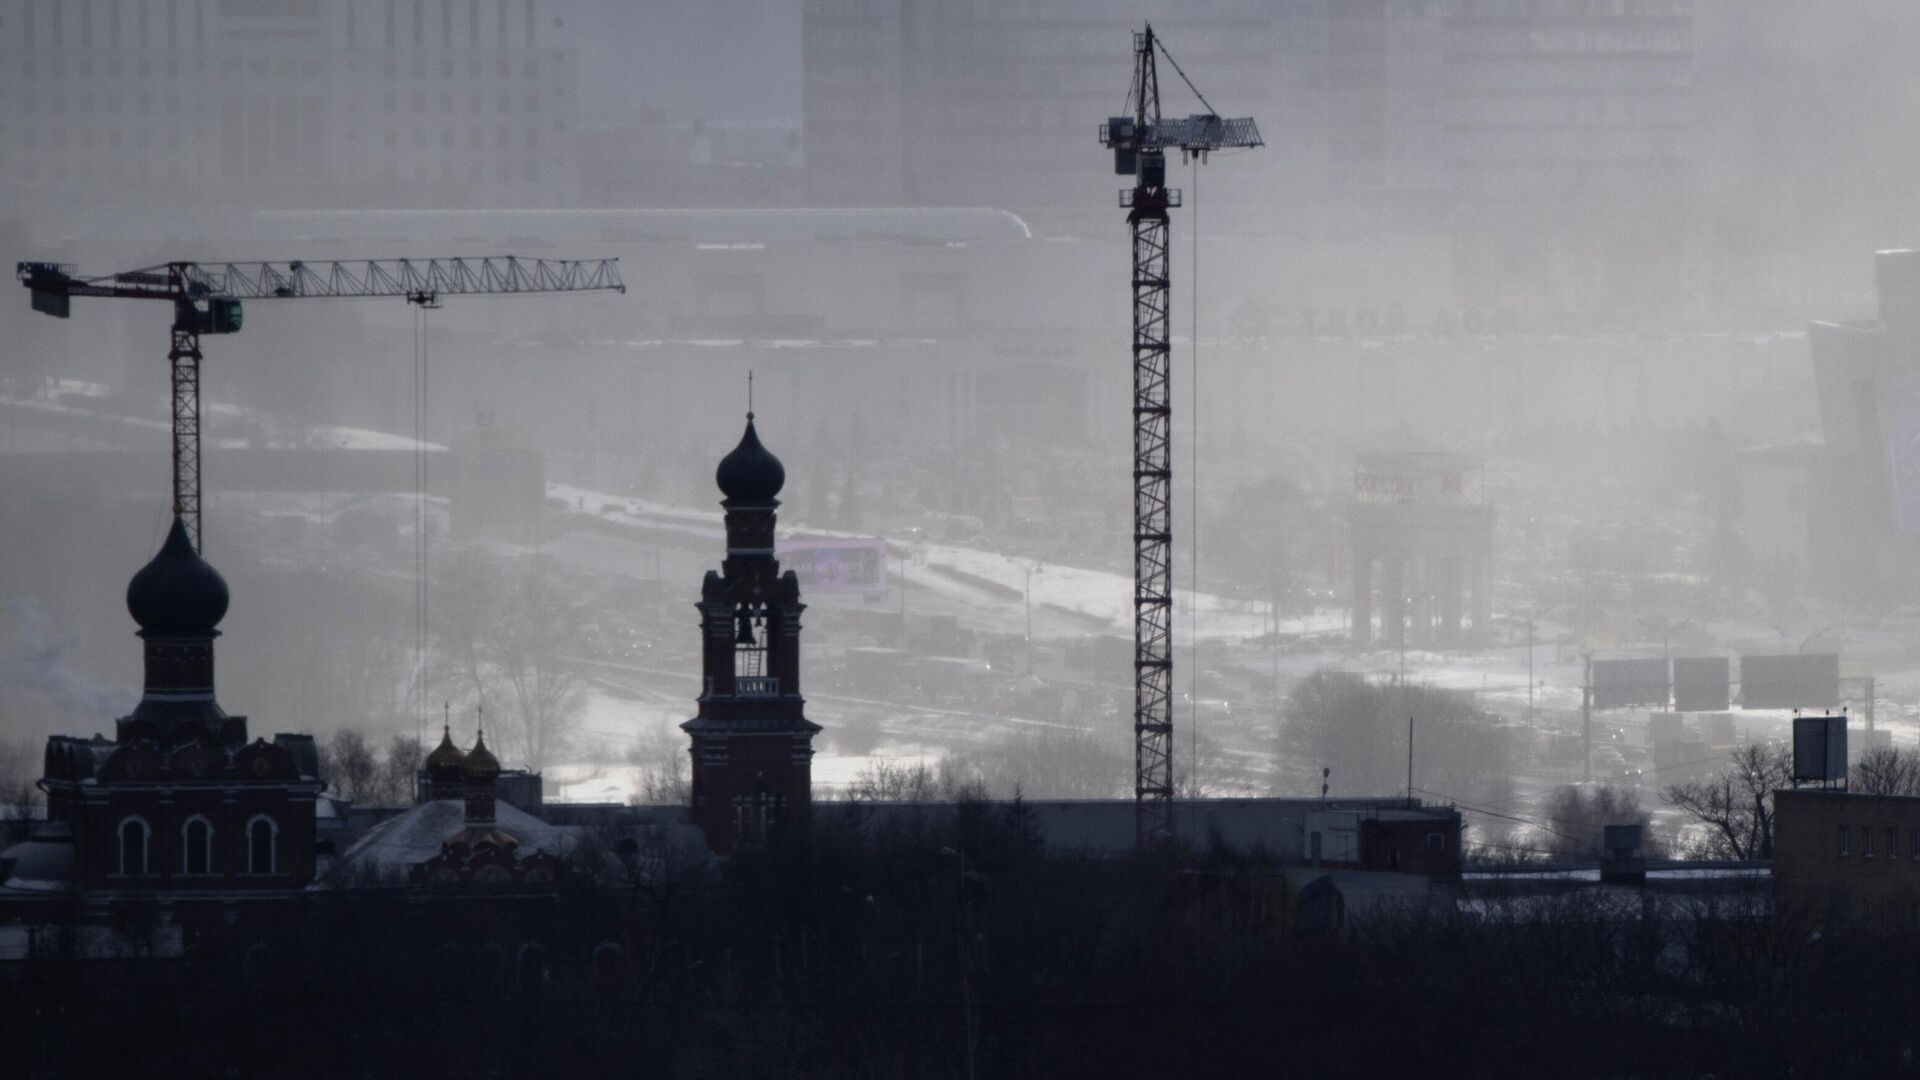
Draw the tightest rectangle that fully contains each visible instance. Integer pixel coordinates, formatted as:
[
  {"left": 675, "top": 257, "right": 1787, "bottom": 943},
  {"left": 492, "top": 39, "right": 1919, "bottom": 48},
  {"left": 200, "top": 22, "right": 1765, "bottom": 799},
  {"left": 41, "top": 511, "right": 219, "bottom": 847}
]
[
  {"left": 181, "top": 816, "right": 213, "bottom": 875},
  {"left": 118, "top": 817, "right": 150, "bottom": 876},
  {"left": 246, "top": 815, "right": 278, "bottom": 875}
]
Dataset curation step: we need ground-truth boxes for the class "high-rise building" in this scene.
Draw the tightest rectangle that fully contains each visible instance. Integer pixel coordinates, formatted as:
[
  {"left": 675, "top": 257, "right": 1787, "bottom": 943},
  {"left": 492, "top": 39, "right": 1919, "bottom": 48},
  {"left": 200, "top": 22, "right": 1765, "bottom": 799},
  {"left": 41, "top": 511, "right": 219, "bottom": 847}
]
[
  {"left": 800, "top": 0, "right": 1284, "bottom": 221},
  {"left": 0, "top": 0, "right": 580, "bottom": 220},
  {"left": 799, "top": 0, "right": 1697, "bottom": 312}
]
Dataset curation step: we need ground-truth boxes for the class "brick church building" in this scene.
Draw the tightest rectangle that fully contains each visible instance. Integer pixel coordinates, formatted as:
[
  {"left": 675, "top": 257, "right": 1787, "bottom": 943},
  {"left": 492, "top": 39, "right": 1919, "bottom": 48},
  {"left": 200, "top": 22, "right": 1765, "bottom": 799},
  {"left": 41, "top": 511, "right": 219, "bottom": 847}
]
[
  {"left": 18, "top": 518, "right": 323, "bottom": 904},
  {"left": 682, "top": 413, "right": 821, "bottom": 855}
]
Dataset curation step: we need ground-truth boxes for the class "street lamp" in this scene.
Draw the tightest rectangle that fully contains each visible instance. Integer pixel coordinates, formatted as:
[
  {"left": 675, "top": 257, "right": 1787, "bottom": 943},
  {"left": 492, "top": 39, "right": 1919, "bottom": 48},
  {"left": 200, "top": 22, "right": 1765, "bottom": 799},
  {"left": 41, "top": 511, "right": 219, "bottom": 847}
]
[
  {"left": 1518, "top": 604, "right": 1564, "bottom": 733},
  {"left": 1638, "top": 613, "right": 1691, "bottom": 708},
  {"left": 1022, "top": 561, "right": 1044, "bottom": 674}
]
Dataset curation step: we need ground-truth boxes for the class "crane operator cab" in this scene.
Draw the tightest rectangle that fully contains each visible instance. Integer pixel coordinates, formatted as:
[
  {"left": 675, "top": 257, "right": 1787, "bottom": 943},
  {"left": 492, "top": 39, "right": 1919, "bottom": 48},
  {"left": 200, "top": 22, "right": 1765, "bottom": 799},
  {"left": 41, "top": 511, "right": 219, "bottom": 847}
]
[{"left": 174, "top": 295, "right": 243, "bottom": 335}]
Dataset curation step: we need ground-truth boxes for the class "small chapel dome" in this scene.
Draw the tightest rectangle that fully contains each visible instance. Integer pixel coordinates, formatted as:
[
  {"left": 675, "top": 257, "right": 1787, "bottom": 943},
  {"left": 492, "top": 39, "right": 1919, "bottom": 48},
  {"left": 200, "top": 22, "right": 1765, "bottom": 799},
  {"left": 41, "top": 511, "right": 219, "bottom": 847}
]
[{"left": 425, "top": 726, "right": 467, "bottom": 785}]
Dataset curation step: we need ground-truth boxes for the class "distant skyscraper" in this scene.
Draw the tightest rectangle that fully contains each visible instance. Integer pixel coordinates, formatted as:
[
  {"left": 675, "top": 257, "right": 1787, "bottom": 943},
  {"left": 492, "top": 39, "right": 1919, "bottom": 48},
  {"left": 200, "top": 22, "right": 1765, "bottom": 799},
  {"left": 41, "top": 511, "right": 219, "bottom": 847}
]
[
  {"left": 799, "top": 0, "right": 1285, "bottom": 216},
  {"left": 0, "top": 0, "right": 580, "bottom": 220},
  {"left": 799, "top": 0, "right": 1696, "bottom": 311}
]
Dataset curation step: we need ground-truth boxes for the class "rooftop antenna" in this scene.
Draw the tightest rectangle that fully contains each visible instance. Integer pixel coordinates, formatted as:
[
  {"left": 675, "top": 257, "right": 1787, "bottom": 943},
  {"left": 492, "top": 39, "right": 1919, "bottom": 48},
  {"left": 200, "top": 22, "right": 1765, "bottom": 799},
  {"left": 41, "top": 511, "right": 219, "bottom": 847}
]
[{"left": 748, "top": 369, "right": 755, "bottom": 417}]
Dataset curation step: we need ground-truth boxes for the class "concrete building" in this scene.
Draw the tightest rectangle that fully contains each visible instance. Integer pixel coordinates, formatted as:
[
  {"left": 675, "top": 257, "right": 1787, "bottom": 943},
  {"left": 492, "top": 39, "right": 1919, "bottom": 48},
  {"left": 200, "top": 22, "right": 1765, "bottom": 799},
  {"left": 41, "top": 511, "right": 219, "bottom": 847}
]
[
  {"left": 1440, "top": 0, "right": 1695, "bottom": 312},
  {"left": 799, "top": 0, "right": 1294, "bottom": 220},
  {"left": 798, "top": 0, "right": 1695, "bottom": 312},
  {"left": 0, "top": 0, "right": 579, "bottom": 221}
]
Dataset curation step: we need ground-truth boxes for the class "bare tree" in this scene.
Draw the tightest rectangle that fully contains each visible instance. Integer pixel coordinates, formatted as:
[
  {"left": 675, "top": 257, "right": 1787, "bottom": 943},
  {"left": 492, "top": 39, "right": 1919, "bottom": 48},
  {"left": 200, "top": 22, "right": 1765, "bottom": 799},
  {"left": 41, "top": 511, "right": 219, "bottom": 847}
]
[
  {"left": 626, "top": 728, "right": 690, "bottom": 806},
  {"left": 375, "top": 735, "right": 424, "bottom": 804},
  {"left": 484, "top": 565, "right": 588, "bottom": 772},
  {"left": 848, "top": 758, "right": 943, "bottom": 803},
  {"left": 318, "top": 729, "right": 379, "bottom": 803},
  {"left": 433, "top": 552, "right": 588, "bottom": 772},
  {"left": 1853, "top": 745, "right": 1920, "bottom": 796},
  {"left": 1280, "top": 669, "right": 1517, "bottom": 807},
  {"left": 317, "top": 730, "right": 423, "bottom": 805},
  {"left": 1542, "top": 784, "right": 1662, "bottom": 859},
  {"left": 0, "top": 737, "right": 42, "bottom": 848},
  {"left": 1664, "top": 741, "right": 1792, "bottom": 860}
]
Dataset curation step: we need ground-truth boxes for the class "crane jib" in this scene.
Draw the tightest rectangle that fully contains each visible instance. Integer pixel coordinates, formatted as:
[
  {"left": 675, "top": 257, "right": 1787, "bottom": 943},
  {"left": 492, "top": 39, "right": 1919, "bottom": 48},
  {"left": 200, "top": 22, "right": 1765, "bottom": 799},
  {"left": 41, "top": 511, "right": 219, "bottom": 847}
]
[{"left": 14, "top": 253, "right": 626, "bottom": 552}]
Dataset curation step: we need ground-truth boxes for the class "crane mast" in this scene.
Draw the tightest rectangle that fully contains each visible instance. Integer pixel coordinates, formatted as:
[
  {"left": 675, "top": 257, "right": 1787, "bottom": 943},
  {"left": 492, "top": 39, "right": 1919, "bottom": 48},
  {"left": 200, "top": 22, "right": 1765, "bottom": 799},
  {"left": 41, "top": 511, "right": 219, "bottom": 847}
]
[
  {"left": 18, "top": 256, "right": 625, "bottom": 550},
  {"left": 1100, "top": 26, "right": 1260, "bottom": 847}
]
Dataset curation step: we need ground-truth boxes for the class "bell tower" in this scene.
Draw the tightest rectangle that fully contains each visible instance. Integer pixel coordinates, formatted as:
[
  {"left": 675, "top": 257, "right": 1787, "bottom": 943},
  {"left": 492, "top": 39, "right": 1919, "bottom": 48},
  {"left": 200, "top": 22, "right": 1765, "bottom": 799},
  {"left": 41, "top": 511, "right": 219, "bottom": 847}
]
[{"left": 682, "top": 413, "right": 820, "bottom": 855}]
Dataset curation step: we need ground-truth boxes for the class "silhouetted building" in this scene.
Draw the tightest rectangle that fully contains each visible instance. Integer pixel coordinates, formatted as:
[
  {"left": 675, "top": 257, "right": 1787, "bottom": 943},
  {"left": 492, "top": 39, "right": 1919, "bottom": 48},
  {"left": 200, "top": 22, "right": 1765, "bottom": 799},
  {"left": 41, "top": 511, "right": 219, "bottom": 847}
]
[
  {"left": 1806, "top": 249, "right": 1920, "bottom": 605},
  {"left": 2, "top": 518, "right": 323, "bottom": 904},
  {"left": 682, "top": 413, "right": 821, "bottom": 855},
  {"left": 1349, "top": 451, "right": 1494, "bottom": 647}
]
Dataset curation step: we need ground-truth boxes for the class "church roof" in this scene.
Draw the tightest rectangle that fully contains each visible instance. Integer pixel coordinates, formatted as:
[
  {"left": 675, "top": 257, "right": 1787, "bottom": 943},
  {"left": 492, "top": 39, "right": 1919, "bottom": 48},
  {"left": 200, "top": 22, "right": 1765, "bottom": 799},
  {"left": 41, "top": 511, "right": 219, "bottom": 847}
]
[
  {"left": 715, "top": 414, "right": 785, "bottom": 505},
  {"left": 0, "top": 822, "right": 76, "bottom": 895},
  {"left": 125, "top": 517, "right": 229, "bottom": 638},
  {"left": 321, "top": 798, "right": 577, "bottom": 885}
]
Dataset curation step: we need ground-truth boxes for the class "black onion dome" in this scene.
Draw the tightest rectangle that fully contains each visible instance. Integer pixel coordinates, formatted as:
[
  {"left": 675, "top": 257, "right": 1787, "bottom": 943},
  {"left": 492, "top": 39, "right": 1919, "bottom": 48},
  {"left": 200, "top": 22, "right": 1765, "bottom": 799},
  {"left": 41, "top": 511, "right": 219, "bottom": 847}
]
[
  {"left": 425, "top": 726, "right": 467, "bottom": 783},
  {"left": 463, "top": 730, "right": 501, "bottom": 781},
  {"left": 715, "top": 414, "right": 785, "bottom": 504},
  {"left": 126, "top": 517, "right": 230, "bottom": 637}
]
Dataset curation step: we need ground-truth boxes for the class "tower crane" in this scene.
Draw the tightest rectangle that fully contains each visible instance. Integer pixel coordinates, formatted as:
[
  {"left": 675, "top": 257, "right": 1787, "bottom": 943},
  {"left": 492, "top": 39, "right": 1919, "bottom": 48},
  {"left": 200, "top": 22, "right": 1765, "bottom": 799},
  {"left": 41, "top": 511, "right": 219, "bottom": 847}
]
[
  {"left": 1100, "top": 27, "right": 1260, "bottom": 846},
  {"left": 17, "top": 255, "right": 625, "bottom": 550}
]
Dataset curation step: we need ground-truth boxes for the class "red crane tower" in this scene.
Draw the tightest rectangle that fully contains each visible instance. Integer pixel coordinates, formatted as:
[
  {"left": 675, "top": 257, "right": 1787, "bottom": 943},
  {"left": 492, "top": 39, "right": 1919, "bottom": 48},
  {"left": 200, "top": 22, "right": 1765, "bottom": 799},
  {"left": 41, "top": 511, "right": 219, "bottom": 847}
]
[
  {"left": 18, "top": 256, "right": 624, "bottom": 550},
  {"left": 1100, "top": 27, "right": 1261, "bottom": 846}
]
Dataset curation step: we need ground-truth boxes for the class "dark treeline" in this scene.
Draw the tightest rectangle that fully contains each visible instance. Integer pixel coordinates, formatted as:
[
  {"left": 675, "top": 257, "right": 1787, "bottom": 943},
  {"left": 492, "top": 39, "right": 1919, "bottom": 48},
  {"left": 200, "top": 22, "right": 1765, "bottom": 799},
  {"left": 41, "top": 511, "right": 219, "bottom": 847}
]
[{"left": 4, "top": 802, "right": 1915, "bottom": 1079}]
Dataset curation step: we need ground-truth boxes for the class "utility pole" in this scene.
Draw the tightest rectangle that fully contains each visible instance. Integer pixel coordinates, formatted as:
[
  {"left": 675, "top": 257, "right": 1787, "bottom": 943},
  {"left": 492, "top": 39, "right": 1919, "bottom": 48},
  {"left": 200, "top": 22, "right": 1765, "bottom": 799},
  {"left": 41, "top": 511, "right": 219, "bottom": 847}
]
[
  {"left": 1526, "top": 616, "right": 1536, "bottom": 732},
  {"left": 1581, "top": 653, "right": 1593, "bottom": 784},
  {"left": 1406, "top": 715, "right": 1414, "bottom": 804}
]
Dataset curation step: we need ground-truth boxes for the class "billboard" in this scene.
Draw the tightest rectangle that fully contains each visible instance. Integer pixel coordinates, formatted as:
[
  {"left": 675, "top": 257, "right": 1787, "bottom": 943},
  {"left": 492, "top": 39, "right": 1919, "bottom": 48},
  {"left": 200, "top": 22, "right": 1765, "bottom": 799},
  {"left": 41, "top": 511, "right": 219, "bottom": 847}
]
[
  {"left": 1591, "top": 658, "right": 1669, "bottom": 709},
  {"left": 1672, "top": 656, "right": 1731, "bottom": 712},
  {"left": 1792, "top": 714, "right": 1848, "bottom": 783},
  {"left": 782, "top": 537, "right": 888, "bottom": 593},
  {"left": 1739, "top": 653, "right": 1840, "bottom": 709}
]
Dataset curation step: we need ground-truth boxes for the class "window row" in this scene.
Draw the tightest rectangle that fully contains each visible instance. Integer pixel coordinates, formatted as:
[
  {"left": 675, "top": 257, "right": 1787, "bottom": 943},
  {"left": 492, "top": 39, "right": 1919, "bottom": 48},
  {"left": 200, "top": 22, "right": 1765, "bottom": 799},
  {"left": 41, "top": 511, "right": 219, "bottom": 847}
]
[
  {"left": 1836, "top": 824, "right": 1920, "bottom": 861},
  {"left": 115, "top": 814, "right": 277, "bottom": 877}
]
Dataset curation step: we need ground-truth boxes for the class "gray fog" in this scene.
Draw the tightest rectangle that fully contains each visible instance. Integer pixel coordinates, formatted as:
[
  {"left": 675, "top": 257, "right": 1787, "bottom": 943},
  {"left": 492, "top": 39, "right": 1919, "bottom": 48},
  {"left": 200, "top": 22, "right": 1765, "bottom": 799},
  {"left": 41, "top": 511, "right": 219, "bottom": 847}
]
[{"left": 4, "top": 0, "right": 1918, "bottom": 857}]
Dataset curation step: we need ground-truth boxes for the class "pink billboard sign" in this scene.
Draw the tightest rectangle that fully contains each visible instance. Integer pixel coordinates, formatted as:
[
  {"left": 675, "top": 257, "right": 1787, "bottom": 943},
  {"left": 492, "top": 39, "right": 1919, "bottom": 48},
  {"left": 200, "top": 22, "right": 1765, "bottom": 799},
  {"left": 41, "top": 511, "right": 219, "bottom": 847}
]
[{"left": 783, "top": 537, "right": 889, "bottom": 593}]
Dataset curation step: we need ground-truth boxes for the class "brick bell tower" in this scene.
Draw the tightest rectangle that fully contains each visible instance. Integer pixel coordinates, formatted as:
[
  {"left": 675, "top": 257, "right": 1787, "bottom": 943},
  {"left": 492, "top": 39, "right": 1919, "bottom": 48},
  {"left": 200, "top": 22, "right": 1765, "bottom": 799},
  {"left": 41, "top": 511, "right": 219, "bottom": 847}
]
[{"left": 682, "top": 412, "right": 820, "bottom": 855}]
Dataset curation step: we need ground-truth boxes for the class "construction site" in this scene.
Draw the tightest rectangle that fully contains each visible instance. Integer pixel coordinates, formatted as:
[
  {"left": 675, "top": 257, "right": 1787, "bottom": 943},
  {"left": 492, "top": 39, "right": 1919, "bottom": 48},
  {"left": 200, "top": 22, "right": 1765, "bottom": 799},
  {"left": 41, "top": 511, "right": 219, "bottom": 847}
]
[{"left": 6, "top": 3, "right": 1920, "bottom": 1075}]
